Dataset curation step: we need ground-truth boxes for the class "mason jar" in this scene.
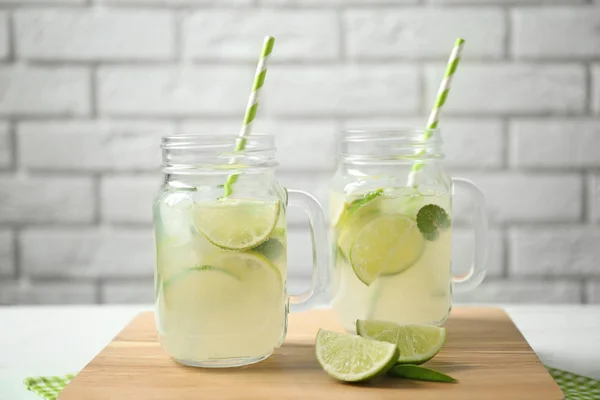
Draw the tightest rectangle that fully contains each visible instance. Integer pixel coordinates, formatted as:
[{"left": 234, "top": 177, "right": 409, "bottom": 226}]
[
  {"left": 329, "top": 128, "right": 488, "bottom": 332},
  {"left": 154, "top": 134, "right": 329, "bottom": 367}
]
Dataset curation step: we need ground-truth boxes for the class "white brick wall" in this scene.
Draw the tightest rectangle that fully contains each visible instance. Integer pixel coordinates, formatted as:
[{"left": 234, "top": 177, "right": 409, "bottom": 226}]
[
  {"left": 591, "top": 65, "right": 600, "bottom": 114},
  {"left": 462, "top": 173, "right": 582, "bottom": 223},
  {"left": 0, "top": 1, "right": 597, "bottom": 305},
  {"left": 454, "top": 280, "right": 581, "bottom": 304},
  {"left": 0, "top": 0, "right": 84, "bottom": 3},
  {"left": 100, "top": 280, "right": 153, "bottom": 304},
  {"left": 432, "top": 0, "right": 587, "bottom": 3},
  {"left": 102, "top": 0, "right": 251, "bottom": 4},
  {"left": 0, "top": 176, "right": 95, "bottom": 224},
  {"left": 101, "top": 175, "right": 158, "bottom": 224},
  {"left": 0, "top": 67, "right": 90, "bottom": 116},
  {"left": 183, "top": 10, "right": 339, "bottom": 61},
  {"left": 0, "top": 229, "right": 14, "bottom": 276},
  {"left": 512, "top": 8, "right": 600, "bottom": 59},
  {"left": 20, "top": 228, "right": 154, "bottom": 278},
  {"left": 0, "top": 281, "right": 96, "bottom": 305},
  {"left": 265, "top": 66, "right": 419, "bottom": 116},
  {"left": 18, "top": 120, "right": 170, "bottom": 172},
  {"left": 510, "top": 227, "right": 600, "bottom": 277},
  {"left": 15, "top": 9, "right": 174, "bottom": 61},
  {"left": 0, "top": 13, "right": 8, "bottom": 60},
  {"left": 0, "top": 122, "right": 10, "bottom": 169},
  {"left": 510, "top": 119, "right": 600, "bottom": 168},
  {"left": 591, "top": 174, "right": 600, "bottom": 223},
  {"left": 587, "top": 281, "right": 600, "bottom": 304},
  {"left": 98, "top": 66, "right": 252, "bottom": 117},
  {"left": 345, "top": 8, "right": 505, "bottom": 60},
  {"left": 425, "top": 64, "right": 585, "bottom": 115},
  {"left": 262, "top": 0, "right": 415, "bottom": 4}
]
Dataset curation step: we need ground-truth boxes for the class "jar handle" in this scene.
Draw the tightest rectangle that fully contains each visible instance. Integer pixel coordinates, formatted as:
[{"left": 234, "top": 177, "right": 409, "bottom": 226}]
[
  {"left": 286, "top": 189, "right": 330, "bottom": 312},
  {"left": 452, "top": 178, "right": 489, "bottom": 292}
]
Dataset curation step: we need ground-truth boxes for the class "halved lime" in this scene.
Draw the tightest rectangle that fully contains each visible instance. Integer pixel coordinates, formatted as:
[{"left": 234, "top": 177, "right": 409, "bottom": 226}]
[
  {"left": 192, "top": 199, "right": 280, "bottom": 250},
  {"left": 349, "top": 214, "right": 424, "bottom": 285},
  {"left": 315, "top": 329, "right": 399, "bottom": 382},
  {"left": 356, "top": 320, "right": 446, "bottom": 364}
]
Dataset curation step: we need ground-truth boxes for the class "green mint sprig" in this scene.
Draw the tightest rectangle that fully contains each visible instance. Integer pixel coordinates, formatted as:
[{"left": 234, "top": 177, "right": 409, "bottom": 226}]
[
  {"left": 416, "top": 204, "right": 451, "bottom": 241},
  {"left": 389, "top": 364, "right": 458, "bottom": 383}
]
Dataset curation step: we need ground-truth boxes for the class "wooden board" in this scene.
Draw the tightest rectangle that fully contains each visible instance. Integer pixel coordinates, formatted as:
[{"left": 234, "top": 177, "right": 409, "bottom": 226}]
[{"left": 59, "top": 307, "right": 563, "bottom": 400}]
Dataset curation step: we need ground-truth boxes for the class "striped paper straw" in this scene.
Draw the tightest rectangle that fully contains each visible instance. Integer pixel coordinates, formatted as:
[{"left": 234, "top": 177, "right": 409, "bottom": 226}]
[
  {"left": 223, "top": 36, "right": 275, "bottom": 198},
  {"left": 409, "top": 38, "right": 465, "bottom": 185}
]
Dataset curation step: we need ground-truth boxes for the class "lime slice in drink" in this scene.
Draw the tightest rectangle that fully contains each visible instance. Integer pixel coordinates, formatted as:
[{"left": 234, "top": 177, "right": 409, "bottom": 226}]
[
  {"left": 349, "top": 214, "right": 424, "bottom": 285},
  {"left": 356, "top": 320, "right": 446, "bottom": 364},
  {"left": 315, "top": 329, "right": 399, "bottom": 382},
  {"left": 192, "top": 199, "right": 280, "bottom": 251},
  {"left": 163, "top": 252, "right": 283, "bottom": 334},
  {"left": 336, "top": 194, "right": 383, "bottom": 259}
]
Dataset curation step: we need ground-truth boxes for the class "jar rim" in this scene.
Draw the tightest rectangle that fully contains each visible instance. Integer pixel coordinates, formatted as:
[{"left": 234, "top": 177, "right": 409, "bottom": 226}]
[
  {"left": 342, "top": 127, "right": 442, "bottom": 143},
  {"left": 339, "top": 127, "right": 444, "bottom": 164},
  {"left": 162, "top": 133, "right": 275, "bottom": 150}
]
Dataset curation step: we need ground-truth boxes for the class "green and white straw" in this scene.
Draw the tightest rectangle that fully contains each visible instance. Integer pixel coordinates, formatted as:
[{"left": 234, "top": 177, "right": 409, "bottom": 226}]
[
  {"left": 223, "top": 36, "right": 275, "bottom": 198},
  {"left": 408, "top": 38, "right": 465, "bottom": 186}
]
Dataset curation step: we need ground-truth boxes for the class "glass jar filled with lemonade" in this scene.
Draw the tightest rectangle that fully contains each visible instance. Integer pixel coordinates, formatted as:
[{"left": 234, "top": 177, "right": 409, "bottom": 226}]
[
  {"left": 330, "top": 129, "right": 488, "bottom": 332},
  {"left": 154, "top": 134, "right": 328, "bottom": 368}
]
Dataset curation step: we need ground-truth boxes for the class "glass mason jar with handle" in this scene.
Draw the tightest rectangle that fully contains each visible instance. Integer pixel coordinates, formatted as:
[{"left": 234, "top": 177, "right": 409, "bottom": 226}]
[
  {"left": 154, "top": 134, "right": 329, "bottom": 368},
  {"left": 330, "top": 128, "right": 488, "bottom": 332}
]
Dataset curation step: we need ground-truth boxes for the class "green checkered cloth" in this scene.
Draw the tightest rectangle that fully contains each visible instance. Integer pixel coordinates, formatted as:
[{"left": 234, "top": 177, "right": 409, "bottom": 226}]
[
  {"left": 24, "top": 367, "right": 599, "bottom": 399},
  {"left": 547, "top": 367, "right": 600, "bottom": 400},
  {"left": 23, "top": 374, "right": 74, "bottom": 400}
]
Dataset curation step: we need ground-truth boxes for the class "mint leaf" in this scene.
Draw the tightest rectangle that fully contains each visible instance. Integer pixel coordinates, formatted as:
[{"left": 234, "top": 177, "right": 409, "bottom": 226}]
[
  {"left": 335, "top": 189, "right": 383, "bottom": 228},
  {"left": 416, "top": 204, "right": 451, "bottom": 241},
  {"left": 347, "top": 189, "right": 384, "bottom": 214},
  {"left": 389, "top": 364, "right": 457, "bottom": 383}
]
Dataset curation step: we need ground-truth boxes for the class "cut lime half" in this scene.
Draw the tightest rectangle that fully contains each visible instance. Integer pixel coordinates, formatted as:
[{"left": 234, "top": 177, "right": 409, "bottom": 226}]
[
  {"left": 315, "top": 329, "right": 399, "bottom": 382},
  {"left": 356, "top": 320, "right": 446, "bottom": 364},
  {"left": 192, "top": 199, "right": 280, "bottom": 251},
  {"left": 349, "top": 214, "right": 424, "bottom": 285}
]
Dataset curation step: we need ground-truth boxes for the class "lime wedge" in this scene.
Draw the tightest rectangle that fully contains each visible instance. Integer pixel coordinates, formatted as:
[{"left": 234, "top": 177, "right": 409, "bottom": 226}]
[
  {"left": 315, "top": 329, "right": 399, "bottom": 382},
  {"left": 192, "top": 199, "right": 280, "bottom": 250},
  {"left": 349, "top": 214, "right": 424, "bottom": 285},
  {"left": 356, "top": 320, "right": 446, "bottom": 364}
]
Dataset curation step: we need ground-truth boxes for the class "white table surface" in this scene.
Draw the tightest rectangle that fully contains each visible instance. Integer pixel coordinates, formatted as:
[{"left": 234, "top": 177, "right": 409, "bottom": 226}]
[{"left": 1, "top": 305, "right": 599, "bottom": 399}]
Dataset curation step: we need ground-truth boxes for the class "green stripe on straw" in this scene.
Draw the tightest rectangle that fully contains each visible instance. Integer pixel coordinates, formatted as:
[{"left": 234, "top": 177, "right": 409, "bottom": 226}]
[
  {"left": 410, "top": 38, "right": 465, "bottom": 177},
  {"left": 223, "top": 36, "right": 275, "bottom": 198}
]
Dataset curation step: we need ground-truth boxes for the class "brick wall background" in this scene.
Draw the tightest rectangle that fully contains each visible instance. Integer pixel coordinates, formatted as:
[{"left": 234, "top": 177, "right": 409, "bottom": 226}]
[{"left": 0, "top": 0, "right": 599, "bottom": 305}]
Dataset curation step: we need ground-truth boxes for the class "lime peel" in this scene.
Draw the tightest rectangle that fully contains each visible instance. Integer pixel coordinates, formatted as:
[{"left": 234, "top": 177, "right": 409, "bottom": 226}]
[
  {"left": 356, "top": 320, "right": 446, "bottom": 364},
  {"left": 315, "top": 329, "right": 399, "bottom": 382}
]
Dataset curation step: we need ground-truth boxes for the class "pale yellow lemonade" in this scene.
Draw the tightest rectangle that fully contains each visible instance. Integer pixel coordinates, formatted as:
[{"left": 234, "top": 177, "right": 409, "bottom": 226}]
[
  {"left": 330, "top": 188, "right": 452, "bottom": 332},
  {"left": 154, "top": 191, "right": 287, "bottom": 365}
]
